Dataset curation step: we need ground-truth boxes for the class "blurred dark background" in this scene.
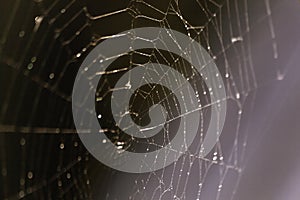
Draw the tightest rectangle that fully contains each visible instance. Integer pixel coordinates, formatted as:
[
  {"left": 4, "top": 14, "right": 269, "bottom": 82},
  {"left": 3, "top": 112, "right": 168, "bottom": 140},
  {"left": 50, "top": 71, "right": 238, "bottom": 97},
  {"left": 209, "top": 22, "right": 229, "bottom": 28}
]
[{"left": 0, "top": 0, "right": 300, "bottom": 199}]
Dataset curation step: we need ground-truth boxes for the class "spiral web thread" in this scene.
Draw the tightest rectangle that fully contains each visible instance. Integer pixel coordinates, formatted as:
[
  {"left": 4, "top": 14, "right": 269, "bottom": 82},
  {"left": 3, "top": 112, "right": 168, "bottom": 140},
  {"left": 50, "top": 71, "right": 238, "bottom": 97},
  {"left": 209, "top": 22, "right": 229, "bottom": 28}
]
[{"left": 0, "top": 0, "right": 284, "bottom": 199}]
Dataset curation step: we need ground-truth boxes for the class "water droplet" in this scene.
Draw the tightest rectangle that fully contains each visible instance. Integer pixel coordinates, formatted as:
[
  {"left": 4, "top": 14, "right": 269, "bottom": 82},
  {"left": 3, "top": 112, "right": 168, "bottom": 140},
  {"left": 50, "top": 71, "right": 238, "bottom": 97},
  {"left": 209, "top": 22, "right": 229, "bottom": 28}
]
[
  {"left": 27, "top": 63, "right": 33, "bottom": 70},
  {"left": 20, "top": 178, "right": 25, "bottom": 185},
  {"left": 58, "top": 180, "right": 62, "bottom": 187},
  {"left": 49, "top": 73, "right": 55, "bottom": 79},
  {"left": 19, "top": 31, "right": 25, "bottom": 38},
  {"left": 20, "top": 138, "right": 26, "bottom": 146},
  {"left": 19, "top": 190, "right": 25, "bottom": 198},
  {"left": 277, "top": 71, "right": 284, "bottom": 80},
  {"left": 30, "top": 57, "right": 36, "bottom": 63},
  {"left": 218, "top": 184, "right": 223, "bottom": 191},
  {"left": 35, "top": 16, "right": 43, "bottom": 24},
  {"left": 231, "top": 36, "right": 243, "bottom": 43},
  {"left": 27, "top": 171, "right": 33, "bottom": 179}
]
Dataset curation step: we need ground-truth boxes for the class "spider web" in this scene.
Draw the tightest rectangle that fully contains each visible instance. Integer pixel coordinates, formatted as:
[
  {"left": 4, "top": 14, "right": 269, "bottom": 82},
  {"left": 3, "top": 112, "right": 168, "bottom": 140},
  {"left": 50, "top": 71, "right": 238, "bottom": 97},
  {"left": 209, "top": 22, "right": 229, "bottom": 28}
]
[{"left": 0, "top": 0, "right": 284, "bottom": 199}]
